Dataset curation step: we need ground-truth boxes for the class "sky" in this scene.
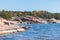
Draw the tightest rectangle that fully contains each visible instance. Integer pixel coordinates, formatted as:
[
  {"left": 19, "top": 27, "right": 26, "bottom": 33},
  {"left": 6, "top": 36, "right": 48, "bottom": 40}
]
[{"left": 0, "top": 0, "right": 60, "bottom": 12}]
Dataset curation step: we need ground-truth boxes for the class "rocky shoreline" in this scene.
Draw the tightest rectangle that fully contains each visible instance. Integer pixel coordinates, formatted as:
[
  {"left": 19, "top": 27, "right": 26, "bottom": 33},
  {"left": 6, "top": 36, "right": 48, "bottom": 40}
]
[
  {"left": 12, "top": 15, "right": 60, "bottom": 24},
  {"left": 0, "top": 28, "right": 25, "bottom": 34},
  {"left": 0, "top": 17, "right": 30, "bottom": 34},
  {"left": 0, "top": 15, "right": 60, "bottom": 34}
]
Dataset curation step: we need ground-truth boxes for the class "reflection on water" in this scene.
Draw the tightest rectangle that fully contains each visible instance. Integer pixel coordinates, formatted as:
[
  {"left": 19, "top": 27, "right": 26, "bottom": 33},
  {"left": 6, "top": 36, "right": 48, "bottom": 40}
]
[{"left": 0, "top": 24, "right": 60, "bottom": 40}]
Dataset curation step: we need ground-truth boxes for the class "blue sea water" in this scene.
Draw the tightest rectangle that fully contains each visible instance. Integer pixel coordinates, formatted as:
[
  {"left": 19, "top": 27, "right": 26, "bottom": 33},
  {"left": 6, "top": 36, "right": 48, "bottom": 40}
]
[{"left": 0, "top": 23, "right": 60, "bottom": 40}]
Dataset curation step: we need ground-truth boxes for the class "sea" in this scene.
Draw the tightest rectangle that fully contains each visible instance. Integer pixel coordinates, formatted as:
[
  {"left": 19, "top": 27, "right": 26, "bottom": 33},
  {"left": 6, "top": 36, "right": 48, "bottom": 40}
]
[{"left": 0, "top": 23, "right": 60, "bottom": 40}]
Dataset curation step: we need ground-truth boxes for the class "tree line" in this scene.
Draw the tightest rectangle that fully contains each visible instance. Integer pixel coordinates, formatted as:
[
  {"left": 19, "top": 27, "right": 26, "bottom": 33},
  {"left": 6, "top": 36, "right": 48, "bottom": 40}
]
[{"left": 0, "top": 10, "right": 60, "bottom": 20}]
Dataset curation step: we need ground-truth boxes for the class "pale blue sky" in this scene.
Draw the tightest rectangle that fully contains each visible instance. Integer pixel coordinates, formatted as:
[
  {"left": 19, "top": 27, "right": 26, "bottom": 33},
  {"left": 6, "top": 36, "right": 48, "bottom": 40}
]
[{"left": 0, "top": 0, "right": 60, "bottom": 12}]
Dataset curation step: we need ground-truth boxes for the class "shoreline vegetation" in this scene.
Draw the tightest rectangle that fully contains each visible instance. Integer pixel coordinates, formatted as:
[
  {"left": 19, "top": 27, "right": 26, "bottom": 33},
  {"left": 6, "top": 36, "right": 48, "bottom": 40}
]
[{"left": 0, "top": 10, "right": 60, "bottom": 34}]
